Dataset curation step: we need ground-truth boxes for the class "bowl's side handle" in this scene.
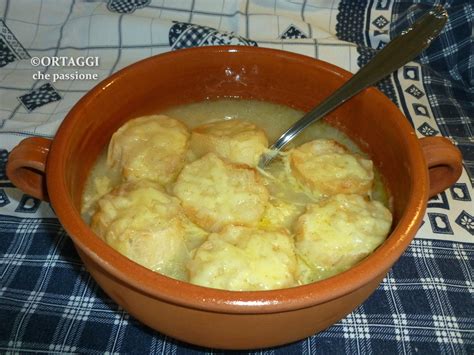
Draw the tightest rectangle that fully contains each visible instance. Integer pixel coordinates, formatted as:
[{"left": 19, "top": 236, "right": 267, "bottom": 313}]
[
  {"left": 419, "top": 136, "right": 463, "bottom": 198},
  {"left": 6, "top": 137, "right": 52, "bottom": 201}
]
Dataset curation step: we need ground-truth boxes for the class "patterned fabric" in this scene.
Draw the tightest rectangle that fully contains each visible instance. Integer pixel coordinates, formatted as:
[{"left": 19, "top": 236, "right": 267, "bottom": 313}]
[
  {"left": 0, "top": 19, "right": 29, "bottom": 67},
  {"left": 1, "top": 216, "right": 472, "bottom": 353},
  {"left": 390, "top": 2, "right": 474, "bottom": 185},
  {"left": 18, "top": 83, "right": 62, "bottom": 112},
  {"left": 107, "top": 0, "right": 151, "bottom": 14},
  {"left": 169, "top": 21, "right": 257, "bottom": 49},
  {"left": 280, "top": 25, "right": 308, "bottom": 39},
  {"left": 0, "top": 0, "right": 473, "bottom": 353}
]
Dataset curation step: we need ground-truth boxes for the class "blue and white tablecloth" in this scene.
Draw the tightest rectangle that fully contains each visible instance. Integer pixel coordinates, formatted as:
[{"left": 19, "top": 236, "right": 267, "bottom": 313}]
[{"left": 0, "top": 1, "right": 472, "bottom": 353}]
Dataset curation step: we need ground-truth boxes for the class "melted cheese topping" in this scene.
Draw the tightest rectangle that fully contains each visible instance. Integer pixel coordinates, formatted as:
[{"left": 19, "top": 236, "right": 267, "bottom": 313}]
[
  {"left": 188, "top": 225, "right": 297, "bottom": 291},
  {"left": 259, "top": 197, "right": 305, "bottom": 232},
  {"left": 90, "top": 180, "right": 202, "bottom": 281},
  {"left": 189, "top": 119, "right": 269, "bottom": 167},
  {"left": 173, "top": 153, "right": 269, "bottom": 232},
  {"left": 289, "top": 139, "right": 374, "bottom": 198},
  {"left": 107, "top": 115, "right": 190, "bottom": 185},
  {"left": 295, "top": 194, "right": 392, "bottom": 283},
  {"left": 82, "top": 107, "right": 393, "bottom": 290}
]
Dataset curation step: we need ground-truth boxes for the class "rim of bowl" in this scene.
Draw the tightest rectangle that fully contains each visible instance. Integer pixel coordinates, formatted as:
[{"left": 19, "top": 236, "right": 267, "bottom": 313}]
[{"left": 47, "top": 46, "right": 429, "bottom": 314}]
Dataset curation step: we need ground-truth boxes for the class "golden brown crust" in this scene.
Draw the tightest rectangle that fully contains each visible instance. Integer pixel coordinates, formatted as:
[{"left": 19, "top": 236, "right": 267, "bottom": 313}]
[
  {"left": 107, "top": 115, "right": 190, "bottom": 185},
  {"left": 189, "top": 119, "right": 268, "bottom": 167},
  {"left": 90, "top": 180, "right": 193, "bottom": 281},
  {"left": 188, "top": 225, "right": 298, "bottom": 291},
  {"left": 173, "top": 153, "right": 269, "bottom": 232},
  {"left": 295, "top": 194, "right": 392, "bottom": 283},
  {"left": 288, "top": 139, "right": 374, "bottom": 197}
]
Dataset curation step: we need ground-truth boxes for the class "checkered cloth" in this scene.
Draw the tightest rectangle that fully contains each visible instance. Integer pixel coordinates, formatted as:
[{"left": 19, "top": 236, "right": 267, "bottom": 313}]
[{"left": 0, "top": 1, "right": 473, "bottom": 353}]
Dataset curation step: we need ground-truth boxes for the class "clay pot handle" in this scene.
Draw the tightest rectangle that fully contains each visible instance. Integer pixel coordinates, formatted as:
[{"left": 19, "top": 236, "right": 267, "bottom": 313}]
[
  {"left": 419, "top": 136, "right": 463, "bottom": 198},
  {"left": 6, "top": 137, "right": 52, "bottom": 201}
]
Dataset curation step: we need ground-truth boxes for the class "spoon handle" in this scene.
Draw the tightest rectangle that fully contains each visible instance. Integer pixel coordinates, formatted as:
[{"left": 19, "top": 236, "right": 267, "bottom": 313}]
[{"left": 262, "top": 5, "right": 448, "bottom": 166}]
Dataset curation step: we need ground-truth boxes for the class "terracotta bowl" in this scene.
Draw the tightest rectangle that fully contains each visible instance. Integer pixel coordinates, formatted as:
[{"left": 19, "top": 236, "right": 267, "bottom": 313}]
[{"left": 6, "top": 46, "right": 463, "bottom": 350}]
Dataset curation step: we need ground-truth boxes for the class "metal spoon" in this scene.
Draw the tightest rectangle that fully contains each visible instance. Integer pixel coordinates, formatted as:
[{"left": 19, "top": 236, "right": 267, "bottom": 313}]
[{"left": 258, "top": 5, "right": 448, "bottom": 168}]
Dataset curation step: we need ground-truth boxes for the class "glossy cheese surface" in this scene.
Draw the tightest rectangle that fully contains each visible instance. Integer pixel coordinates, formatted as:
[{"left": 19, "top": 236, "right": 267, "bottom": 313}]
[
  {"left": 189, "top": 119, "right": 269, "bottom": 167},
  {"left": 108, "top": 115, "right": 190, "bottom": 185},
  {"left": 188, "top": 225, "right": 297, "bottom": 291},
  {"left": 173, "top": 153, "right": 269, "bottom": 232},
  {"left": 82, "top": 99, "right": 393, "bottom": 290}
]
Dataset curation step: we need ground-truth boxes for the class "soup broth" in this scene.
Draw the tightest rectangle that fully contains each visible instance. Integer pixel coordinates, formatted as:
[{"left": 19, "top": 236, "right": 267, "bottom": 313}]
[{"left": 81, "top": 99, "right": 392, "bottom": 289}]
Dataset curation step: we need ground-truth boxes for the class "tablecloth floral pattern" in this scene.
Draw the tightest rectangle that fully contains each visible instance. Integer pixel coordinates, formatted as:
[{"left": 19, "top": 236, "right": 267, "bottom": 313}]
[{"left": 0, "top": 0, "right": 472, "bottom": 353}]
